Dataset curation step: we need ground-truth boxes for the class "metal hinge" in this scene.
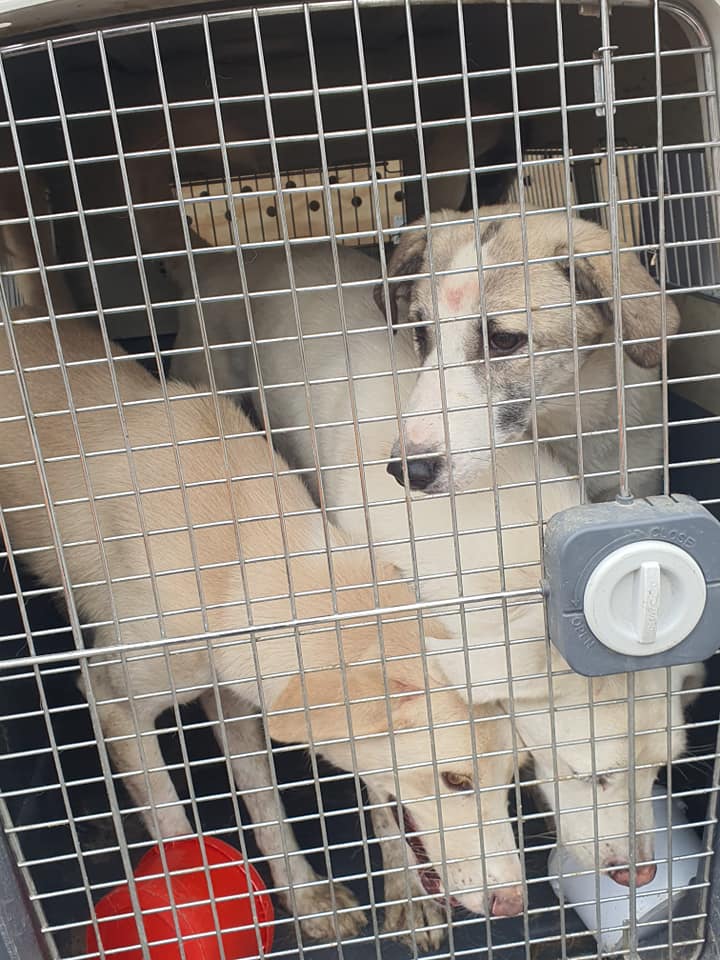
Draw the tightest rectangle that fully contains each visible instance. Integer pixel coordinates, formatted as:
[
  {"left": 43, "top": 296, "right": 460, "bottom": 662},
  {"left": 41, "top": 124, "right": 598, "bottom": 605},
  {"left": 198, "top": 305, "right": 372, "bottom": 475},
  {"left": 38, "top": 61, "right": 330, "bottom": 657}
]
[{"left": 593, "top": 46, "right": 618, "bottom": 118}]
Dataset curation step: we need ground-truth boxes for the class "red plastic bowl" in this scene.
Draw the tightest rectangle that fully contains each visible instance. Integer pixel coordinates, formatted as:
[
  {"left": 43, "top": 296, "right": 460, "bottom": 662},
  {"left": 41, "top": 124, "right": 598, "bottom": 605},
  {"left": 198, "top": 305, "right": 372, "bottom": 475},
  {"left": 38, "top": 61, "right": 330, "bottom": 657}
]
[{"left": 86, "top": 837, "right": 274, "bottom": 959}]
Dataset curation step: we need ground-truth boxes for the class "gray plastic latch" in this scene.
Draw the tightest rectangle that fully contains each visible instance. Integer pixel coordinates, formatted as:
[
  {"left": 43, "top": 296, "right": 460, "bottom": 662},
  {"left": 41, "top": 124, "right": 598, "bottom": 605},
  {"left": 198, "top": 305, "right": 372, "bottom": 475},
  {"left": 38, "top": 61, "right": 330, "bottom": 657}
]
[{"left": 543, "top": 494, "right": 720, "bottom": 675}]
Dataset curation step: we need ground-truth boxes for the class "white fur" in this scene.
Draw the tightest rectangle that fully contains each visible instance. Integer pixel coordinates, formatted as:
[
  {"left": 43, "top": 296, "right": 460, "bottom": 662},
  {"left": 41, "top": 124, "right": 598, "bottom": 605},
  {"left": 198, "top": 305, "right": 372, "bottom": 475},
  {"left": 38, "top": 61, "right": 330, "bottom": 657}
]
[
  {"left": 170, "top": 239, "right": 698, "bottom": 883},
  {"left": 0, "top": 309, "right": 524, "bottom": 941}
]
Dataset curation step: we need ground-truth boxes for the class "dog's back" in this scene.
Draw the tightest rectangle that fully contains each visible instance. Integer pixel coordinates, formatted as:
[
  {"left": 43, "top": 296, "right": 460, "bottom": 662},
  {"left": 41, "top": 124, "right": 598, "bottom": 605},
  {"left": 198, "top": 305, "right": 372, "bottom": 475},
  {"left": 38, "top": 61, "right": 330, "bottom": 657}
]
[
  {"left": 0, "top": 311, "right": 356, "bottom": 694},
  {"left": 170, "top": 241, "right": 418, "bottom": 478}
]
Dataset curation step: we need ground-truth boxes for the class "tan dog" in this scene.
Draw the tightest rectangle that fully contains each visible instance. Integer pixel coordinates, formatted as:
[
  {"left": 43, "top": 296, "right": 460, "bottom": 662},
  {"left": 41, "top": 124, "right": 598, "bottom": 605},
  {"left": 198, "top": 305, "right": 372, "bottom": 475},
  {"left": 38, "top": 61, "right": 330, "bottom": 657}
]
[{"left": 0, "top": 307, "right": 523, "bottom": 946}]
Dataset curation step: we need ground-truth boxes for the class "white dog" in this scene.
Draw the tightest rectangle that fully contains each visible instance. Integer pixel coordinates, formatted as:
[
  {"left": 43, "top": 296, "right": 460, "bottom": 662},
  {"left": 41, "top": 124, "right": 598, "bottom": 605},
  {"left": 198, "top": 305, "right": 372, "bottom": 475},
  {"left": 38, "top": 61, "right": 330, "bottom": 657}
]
[
  {"left": 168, "top": 207, "right": 697, "bottom": 890},
  {"left": 171, "top": 207, "right": 680, "bottom": 502}
]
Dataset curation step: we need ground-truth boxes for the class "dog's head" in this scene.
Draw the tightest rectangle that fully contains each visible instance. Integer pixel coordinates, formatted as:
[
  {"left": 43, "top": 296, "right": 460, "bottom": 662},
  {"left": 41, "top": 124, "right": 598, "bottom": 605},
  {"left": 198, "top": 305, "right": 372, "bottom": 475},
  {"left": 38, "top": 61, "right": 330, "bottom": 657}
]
[
  {"left": 269, "top": 628, "right": 523, "bottom": 917},
  {"left": 376, "top": 207, "right": 680, "bottom": 493},
  {"left": 513, "top": 662, "right": 702, "bottom": 887}
]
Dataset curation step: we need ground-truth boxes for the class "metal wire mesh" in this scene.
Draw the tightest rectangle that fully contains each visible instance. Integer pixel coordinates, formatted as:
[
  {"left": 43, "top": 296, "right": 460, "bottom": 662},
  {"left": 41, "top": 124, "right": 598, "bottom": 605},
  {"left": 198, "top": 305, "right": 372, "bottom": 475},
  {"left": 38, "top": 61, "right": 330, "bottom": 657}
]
[
  {"left": 181, "top": 161, "right": 406, "bottom": 246},
  {"left": 0, "top": 2, "right": 718, "bottom": 960}
]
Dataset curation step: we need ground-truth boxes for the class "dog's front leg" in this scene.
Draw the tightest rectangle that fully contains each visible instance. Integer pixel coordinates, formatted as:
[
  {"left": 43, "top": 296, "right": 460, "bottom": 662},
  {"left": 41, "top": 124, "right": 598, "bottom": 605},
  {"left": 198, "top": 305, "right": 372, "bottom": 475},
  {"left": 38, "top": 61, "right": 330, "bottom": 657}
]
[
  {"left": 368, "top": 787, "right": 449, "bottom": 951},
  {"left": 200, "top": 690, "right": 366, "bottom": 942},
  {"left": 87, "top": 685, "right": 194, "bottom": 840}
]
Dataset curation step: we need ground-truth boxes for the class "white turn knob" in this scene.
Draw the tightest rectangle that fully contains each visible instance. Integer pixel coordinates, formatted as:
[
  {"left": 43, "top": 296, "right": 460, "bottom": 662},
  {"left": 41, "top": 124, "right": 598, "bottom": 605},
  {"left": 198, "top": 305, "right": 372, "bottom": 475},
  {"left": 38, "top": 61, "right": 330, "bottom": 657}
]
[{"left": 583, "top": 540, "right": 707, "bottom": 657}]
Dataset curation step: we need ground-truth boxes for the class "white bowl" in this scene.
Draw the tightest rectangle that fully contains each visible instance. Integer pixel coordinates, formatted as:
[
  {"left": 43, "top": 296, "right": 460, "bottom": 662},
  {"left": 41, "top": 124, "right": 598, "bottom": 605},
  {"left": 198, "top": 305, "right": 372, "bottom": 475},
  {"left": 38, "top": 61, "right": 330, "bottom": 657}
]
[{"left": 548, "top": 786, "right": 704, "bottom": 953}]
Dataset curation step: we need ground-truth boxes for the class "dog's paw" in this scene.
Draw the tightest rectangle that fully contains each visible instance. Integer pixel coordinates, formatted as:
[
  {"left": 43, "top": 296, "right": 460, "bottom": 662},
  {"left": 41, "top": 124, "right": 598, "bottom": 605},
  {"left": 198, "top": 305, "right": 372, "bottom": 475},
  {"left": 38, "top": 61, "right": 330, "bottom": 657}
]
[
  {"left": 293, "top": 875, "right": 366, "bottom": 942},
  {"left": 382, "top": 873, "right": 449, "bottom": 951}
]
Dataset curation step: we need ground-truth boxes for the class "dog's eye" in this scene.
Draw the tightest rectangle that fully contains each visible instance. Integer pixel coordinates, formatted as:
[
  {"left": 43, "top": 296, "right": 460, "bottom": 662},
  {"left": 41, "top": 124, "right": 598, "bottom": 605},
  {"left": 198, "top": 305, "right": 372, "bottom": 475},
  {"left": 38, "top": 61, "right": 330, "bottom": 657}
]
[
  {"left": 489, "top": 330, "right": 527, "bottom": 354},
  {"left": 571, "top": 769, "right": 611, "bottom": 789},
  {"left": 442, "top": 772, "right": 474, "bottom": 792}
]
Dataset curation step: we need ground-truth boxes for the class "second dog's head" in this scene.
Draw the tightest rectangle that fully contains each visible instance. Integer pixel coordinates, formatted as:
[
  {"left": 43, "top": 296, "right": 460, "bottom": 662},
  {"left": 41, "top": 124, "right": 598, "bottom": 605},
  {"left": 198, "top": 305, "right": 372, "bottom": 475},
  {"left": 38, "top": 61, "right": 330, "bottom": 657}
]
[
  {"left": 269, "top": 631, "right": 523, "bottom": 918},
  {"left": 513, "top": 662, "right": 703, "bottom": 888},
  {"left": 376, "top": 207, "right": 680, "bottom": 493}
]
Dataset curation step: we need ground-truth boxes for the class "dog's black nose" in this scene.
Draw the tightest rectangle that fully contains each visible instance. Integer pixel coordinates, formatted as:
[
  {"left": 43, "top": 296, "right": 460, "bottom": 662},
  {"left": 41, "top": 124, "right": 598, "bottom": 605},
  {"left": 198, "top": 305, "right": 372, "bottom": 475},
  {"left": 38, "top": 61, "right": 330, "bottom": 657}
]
[
  {"left": 406, "top": 457, "right": 438, "bottom": 490},
  {"left": 386, "top": 456, "right": 405, "bottom": 485},
  {"left": 386, "top": 454, "right": 439, "bottom": 490}
]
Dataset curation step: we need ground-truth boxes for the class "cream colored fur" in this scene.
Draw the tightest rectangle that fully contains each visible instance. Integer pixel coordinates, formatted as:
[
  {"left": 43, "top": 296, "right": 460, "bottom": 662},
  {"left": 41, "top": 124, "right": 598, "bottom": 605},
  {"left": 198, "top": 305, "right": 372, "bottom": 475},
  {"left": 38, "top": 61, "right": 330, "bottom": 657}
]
[
  {"left": 167, "top": 221, "right": 696, "bottom": 884},
  {"left": 0, "top": 307, "right": 523, "bottom": 944}
]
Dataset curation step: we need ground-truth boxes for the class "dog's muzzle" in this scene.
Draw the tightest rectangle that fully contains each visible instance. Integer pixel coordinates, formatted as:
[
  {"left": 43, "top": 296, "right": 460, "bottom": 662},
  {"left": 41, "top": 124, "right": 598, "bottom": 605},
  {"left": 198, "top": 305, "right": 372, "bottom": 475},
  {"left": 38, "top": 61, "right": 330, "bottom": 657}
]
[{"left": 387, "top": 443, "right": 442, "bottom": 491}]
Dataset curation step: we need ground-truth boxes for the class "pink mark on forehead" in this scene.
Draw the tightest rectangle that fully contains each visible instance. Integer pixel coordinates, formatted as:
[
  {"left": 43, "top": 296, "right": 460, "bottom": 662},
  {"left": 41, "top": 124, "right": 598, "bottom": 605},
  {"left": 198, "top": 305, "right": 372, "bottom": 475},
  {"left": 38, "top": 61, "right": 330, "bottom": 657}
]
[{"left": 440, "top": 276, "right": 477, "bottom": 315}]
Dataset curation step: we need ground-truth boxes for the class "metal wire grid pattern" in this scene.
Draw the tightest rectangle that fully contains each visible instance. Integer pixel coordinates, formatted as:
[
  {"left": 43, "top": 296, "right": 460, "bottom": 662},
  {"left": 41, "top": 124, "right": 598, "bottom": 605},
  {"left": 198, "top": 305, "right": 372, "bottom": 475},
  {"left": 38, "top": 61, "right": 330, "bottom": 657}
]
[
  {"left": 0, "top": 2, "right": 717, "bottom": 959},
  {"left": 506, "top": 146, "right": 720, "bottom": 290},
  {"left": 181, "top": 161, "right": 406, "bottom": 246}
]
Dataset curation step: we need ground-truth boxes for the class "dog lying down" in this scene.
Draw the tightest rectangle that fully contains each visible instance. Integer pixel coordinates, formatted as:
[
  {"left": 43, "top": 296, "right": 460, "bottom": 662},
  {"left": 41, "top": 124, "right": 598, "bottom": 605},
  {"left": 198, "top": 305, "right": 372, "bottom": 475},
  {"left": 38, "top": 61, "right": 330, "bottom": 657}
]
[
  {"left": 168, "top": 207, "right": 699, "bottom": 894},
  {"left": 0, "top": 308, "right": 524, "bottom": 946}
]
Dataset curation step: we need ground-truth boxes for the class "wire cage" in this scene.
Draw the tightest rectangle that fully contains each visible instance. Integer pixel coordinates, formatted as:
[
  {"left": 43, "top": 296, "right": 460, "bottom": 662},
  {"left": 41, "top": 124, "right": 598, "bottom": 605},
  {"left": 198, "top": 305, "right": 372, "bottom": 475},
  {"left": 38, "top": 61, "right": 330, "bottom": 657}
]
[{"left": 0, "top": 1, "right": 719, "bottom": 959}]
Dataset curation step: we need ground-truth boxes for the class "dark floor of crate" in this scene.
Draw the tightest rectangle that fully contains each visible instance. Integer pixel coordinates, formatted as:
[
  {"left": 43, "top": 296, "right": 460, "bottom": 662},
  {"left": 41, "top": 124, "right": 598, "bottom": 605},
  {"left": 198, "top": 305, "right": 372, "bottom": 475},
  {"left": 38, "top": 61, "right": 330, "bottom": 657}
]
[{"left": 1, "top": 389, "right": 718, "bottom": 959}]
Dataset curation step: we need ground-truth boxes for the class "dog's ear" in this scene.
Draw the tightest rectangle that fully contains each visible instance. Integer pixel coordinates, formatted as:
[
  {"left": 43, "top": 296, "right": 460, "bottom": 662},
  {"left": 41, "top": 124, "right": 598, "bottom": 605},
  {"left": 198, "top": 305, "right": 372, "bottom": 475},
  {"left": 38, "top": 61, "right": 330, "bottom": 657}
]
[
  {"left": 374, "top": 223, "right": 429, "bottom": 327},
  {"left": 268, "top": 655, "right": 435, "bottom": 745},
  {"left": 554, "top": 224, "right": 681, "bottom": 368},
  {"left": 673, "top": 661, "right": 707, "bottom": 712}
]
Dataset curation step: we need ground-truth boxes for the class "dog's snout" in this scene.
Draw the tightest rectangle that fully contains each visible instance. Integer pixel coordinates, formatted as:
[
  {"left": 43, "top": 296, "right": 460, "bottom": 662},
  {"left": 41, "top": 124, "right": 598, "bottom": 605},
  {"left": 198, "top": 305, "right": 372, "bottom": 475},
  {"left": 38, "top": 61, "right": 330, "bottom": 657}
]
[
  {"left": 386, "top": 445, "right": 441, "bottom": 490},
  {"left": 405, "top": 457, "right": 439, "bottom": 490},
  {"left": 489, "top": 886, "right": 524, "bottom": 918},
  {"left": 636, "top": 863, "right": 658, "bottom": 886},
  {"left": 607, "top": 861, "right": 657, "bottom": 887},
  {"left": 386, "top": 454, "right": 404, "bottom": 485}
]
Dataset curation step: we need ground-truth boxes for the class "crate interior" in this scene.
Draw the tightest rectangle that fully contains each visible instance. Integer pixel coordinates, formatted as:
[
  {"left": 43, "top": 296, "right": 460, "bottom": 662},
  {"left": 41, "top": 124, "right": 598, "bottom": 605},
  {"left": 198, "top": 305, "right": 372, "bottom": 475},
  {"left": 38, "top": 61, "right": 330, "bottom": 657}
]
[{"left": 0, "top": 3, "right": 719, "bottom": 959}]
